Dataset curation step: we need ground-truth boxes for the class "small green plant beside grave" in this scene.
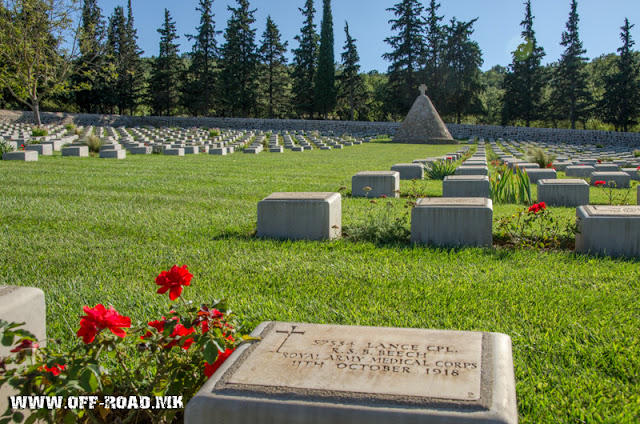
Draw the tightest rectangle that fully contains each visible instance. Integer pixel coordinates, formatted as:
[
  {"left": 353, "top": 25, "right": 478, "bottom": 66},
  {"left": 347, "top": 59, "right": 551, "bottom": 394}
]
[
  {"left": 65, "top": 123, "right": 76, "bottom": 133},
  {"left": 424, "top": 159, "right": 456, "bottom": 180},
  {"left": 593, "top": 180, "right": 634, "bottom": 205},
  {"left": 495, "top": 202, "right": 579, "bottom": 249},
  {"left": 526, "top": 148, "right": 555, "bottom": 169},
  {"left": 0, "top": 141, "right": 16, "bottom": 155},
  {"left": 82, "top": 135, "right": 103, "bottom": 153},
  {"left": 31, "top": 128, "right": 48, "bottom": 137},
  {"left": 341, "top": 187, "right": 411, "bottom": 244},
  {"left": 490, "top": 166, "right": 532, "bottom": 205}
]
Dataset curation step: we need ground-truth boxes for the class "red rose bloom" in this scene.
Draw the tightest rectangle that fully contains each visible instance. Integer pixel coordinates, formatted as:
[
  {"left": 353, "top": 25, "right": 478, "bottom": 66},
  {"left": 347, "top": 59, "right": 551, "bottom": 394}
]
[
  {"left": 528, "top": 202, "right": 546, "bottom": 213},
  {"left": 204, "top": 348, "right": 235, "bottom": 378},
  {"left": 198, "top": 307, "right": 224, "bottom": 333},
  {"left": 41, "top": 364, "right": 66, "bottom": 376},
  {"left": 155, "top": 265, "right": 193, "bottom": 300},
  {"left": 77, "top": 304, "right": 131, "bottom": 344},
  {"left": 594, "top": 180, "right": 606, "bottom": 187},
  {"left": 10, "top": 339, "right": 38, "bottom": 353}
]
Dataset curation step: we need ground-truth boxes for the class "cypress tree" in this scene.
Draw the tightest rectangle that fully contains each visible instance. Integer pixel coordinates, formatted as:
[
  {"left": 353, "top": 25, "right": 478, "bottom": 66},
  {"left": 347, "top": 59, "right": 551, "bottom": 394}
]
[
  {"left": 150, "top": 9, "right": 182, "bottom": 116},
  {"left": 292, "top": 0, "right": 318, "bottom": 118},
  {"left": 442, "top": 18, "right": 484, "bottom": 124},
  {"left": 423, "top": 0, "right": 445, "bottom": 109},
  {"left": 550, "top": 0, "right": 591, "bottom": 129},
  {"left": 502, "top": 0, "right": 546, "bottom": 127},
  {"left": 339, "top": 21, "right": 364, "bottom": 121},
  {"left": 258, "top": 16, "right": 290, "bottom": 119},
  {"left": 600, "top": 18, "right": 640, "bottom": 132},
  {"left": 220, "top": 0, "right": 259, "bottom": 117},
  {"left": 184, "top": 0, "right": 220, "bottom": 116},
  {"left": 105, "top": 6, "right": 126, "bottom": 114},
  {"left": 383, "top": 0, "right": 426, "bottom": 117},
  {"left": 314, "top": 0, "right": 336, "bottom": 118},
  {"left": 75, "top": 0, "right": 108, "bottom": 113}
]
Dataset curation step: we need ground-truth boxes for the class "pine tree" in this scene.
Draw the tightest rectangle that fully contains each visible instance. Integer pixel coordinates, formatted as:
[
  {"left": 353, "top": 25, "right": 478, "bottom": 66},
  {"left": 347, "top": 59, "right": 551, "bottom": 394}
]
[
  {"left": 502, "top": 0, "right": 546, "bottom": 127},
  {"left": 423, "top": 0, "right": 445, "bottom": 109},
  {"left": 220, "top": 0, "right": 259, "bottom": 117},
  {"left": 105, "top": 6, "right": 126, "bottom": 114},
  {"left": 74, "top": 0, "right": 109, "bottom": 113},
  {"left": 383, "top": 0, "right": 426, "bottom": 117},
  {"left": 314, "top": 0, "right": 336, "bottom": 118},
  {"left": 183, "top": 0, "right": 220, "bottom": 117},
  {"left": 442, "top": 18, "right": 484, "bottom": 124},
  {"left": 258, "top": 16, "right": 290, "bottom": 119},
  {"left": 149, "top": 9, "right": 182, "bottom": 116},
  {"left": 600, "top": 18, "right": 640, "bottom": 132},
  {"left": 550, "top": 0, "right": 591, "bottom": 129},
  {"left": 339, "top": 22, "right": 364, "bottom": 121},
  {"left": 292, "top": 0, "right": 319, "bottom": 119}
]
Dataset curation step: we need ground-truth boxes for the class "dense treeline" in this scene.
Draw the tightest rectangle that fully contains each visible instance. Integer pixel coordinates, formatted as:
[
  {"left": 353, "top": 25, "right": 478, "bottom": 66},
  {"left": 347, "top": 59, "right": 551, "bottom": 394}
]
[{"left": 0, "top": 0, "right": 639, "bottom": 131}]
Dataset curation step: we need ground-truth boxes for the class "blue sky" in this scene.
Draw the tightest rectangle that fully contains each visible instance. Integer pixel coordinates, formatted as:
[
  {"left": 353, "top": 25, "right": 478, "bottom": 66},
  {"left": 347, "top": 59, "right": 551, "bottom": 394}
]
[{"left": 98, "top": 0, "right": 640, "bottom": 71}]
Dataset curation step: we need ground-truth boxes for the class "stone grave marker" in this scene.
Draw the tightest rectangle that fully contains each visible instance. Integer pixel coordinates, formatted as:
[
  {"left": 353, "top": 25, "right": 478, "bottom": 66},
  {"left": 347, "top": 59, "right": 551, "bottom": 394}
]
[{"left": 186, "top": 322, "right": 517, "bottom": 424}]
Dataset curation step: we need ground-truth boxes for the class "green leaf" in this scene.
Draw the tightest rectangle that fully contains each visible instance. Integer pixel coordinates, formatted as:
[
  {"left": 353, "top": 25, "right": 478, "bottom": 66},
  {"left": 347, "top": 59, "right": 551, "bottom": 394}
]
[
  {"left": 79, "top": 369, "right": 98, "bottom": 393},
  {"left": 11, "top": 411, "right": 23, "bottom": 423},
  {"left": 1, "top": 333, "right": 14, "bottom": 347},
  {"left": 203, "top": 341, "right": 217, "bottom": 363}
]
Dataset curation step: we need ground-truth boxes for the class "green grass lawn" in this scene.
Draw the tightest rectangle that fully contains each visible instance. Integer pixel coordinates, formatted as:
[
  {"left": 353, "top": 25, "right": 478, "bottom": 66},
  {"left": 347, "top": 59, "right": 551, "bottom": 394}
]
[{"left": 1, "top": 143, "right": 638, "bottom": 423}]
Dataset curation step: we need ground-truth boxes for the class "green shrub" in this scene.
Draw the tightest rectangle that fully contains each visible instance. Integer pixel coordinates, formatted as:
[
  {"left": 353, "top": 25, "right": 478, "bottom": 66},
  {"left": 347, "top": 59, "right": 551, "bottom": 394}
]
[
  {"left": 64, "top": 123, "right": 76, "bottom": 132},
  {"left": 596, "top": 144, "right": 604, "bottom": 149},
  {"left": 634, "top": 150, "right": 640, "bottom": 158},
  {"left": 82, "top": 135, "right": 103, "bottom": 153},
  {"left": 526, "top": 148, "right": 555, "bottom": 168},
  {"left": 209, "top": 130, "right": 220, "bottom": 138},
  {"left": 0, "top": 141, "right": 16, "bottom": 155},
  {"left": 490, "top": 165, "right": 532, "bottom": 205},
  {"left": 31, "top": 128, "right": 48, "bottom": 137},
  {"left": 343, "top": 194, "right": 411, "bottom": 244},
  {"left": 424, "top": 159, "right": 456, "bottom": 180}
]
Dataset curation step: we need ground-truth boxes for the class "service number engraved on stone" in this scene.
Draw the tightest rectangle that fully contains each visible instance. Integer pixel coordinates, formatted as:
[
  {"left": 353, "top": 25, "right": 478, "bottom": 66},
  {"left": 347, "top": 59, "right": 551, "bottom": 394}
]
[
  {"left": 228, "top": 324, "right": 483, "bottom": 401},
  {"left": 585, "top": 205, "right": 640, "bottom": 216}
]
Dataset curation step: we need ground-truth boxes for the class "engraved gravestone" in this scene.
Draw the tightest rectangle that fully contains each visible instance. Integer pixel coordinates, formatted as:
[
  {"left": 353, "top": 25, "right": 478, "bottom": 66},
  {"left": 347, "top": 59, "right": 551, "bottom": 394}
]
[{"left": 186, "top": 322, "right": 517, "bottom": 424}]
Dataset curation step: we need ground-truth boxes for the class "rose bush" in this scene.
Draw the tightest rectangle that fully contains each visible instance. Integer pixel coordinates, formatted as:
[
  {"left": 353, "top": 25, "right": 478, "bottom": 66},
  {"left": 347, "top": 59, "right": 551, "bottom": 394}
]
[{"left": 0, "top": 266, "right": 252, "bottom": 424}]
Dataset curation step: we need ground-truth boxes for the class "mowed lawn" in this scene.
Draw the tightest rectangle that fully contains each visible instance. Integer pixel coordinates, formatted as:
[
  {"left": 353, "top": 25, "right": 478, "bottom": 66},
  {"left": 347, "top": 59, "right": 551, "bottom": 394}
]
[{"left": 0, "top": 142, "right": 638, "bottom": 423}]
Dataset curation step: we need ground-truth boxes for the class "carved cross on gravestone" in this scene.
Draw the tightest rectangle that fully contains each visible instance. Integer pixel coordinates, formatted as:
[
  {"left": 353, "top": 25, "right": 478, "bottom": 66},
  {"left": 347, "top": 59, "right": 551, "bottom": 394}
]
[
  {"left": 419, "top": 84, "right": 427, "bottom": 96},
  {"left": 273, "top": 325, "right": 306, "bottom": 353}
]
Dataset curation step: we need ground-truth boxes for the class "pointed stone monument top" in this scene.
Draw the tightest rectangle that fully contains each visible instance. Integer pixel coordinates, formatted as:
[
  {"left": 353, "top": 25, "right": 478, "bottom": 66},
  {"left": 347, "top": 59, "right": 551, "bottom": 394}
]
[{"left": 392, "top": 84, "right": 457, "bottom": 145}]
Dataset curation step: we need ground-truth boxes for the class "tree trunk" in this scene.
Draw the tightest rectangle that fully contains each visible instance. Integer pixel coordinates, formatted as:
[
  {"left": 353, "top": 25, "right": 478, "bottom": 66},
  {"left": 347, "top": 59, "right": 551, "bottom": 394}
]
[{"left": 32, "top": 99, "right": 42, "bottom": 128}]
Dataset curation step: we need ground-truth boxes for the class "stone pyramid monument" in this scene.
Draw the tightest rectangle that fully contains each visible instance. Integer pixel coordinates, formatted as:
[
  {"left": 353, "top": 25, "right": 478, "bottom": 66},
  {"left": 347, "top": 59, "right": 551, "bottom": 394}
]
[{"left": 393, "top": 84, "right": 457, "bottom": 144}]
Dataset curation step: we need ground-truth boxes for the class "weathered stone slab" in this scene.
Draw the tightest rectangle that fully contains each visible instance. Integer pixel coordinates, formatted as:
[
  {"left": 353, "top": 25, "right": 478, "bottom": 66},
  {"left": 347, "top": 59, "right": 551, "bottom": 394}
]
[
  {"left": 99, "top": 149, "right": 126, "bottom": 159},
  {"left": 352, "top": 171, "right": 400, "bottom": 198},
  {"left": 130, "top": 146, "right": 152, "bottom": 155},
  {"left": 576, "top": 206, "right": 640, "bottom": 257},
  {"left": 594, "top": 163, "right": 619, "bottom": 172},
  {"left": 454, "top": 165, "right": 489, "bottom": 176},
  {"left": 24, "top": 144, "right": 53, "bottom": 156},
  {"left": 443, "top": 175, "right": 490, "bottom": 198},
  {"left": 565, "top": 165, "right": 595, "bottom": 178},
  {"left": 163, "top": 148, "right": 184, "bottom": 156},
  {"left": 186, "top": 322, "right": 516, "bottom": 424},
  {"left": 2, "top": 151, "right": 38, "bottom": 161},
  {"left": 524, "top": 168, "right": 557, "bottom": 183},
  {"left": 391, "top": 163, "right": 424, "bottom": 180},
  {"left": 62, "top": 146, "right": 89, "bottom": 157},
  {"left": 209, "top": 147, "right": 227, "bottom": 155},
  {"left": 411, "top": 197, "right": 493, "bottom": 248},
  {"left": 537, "top": 179, "right": 589, "bottom": 207},
  {"left": 589, "top": 171, "right": 631, "bottom": 188},
  {"left": 257, "top": 192, "right": 341, "bottom": 241},
  {"left": 621, "top": 168, "right": 640, "bottom": 181}
]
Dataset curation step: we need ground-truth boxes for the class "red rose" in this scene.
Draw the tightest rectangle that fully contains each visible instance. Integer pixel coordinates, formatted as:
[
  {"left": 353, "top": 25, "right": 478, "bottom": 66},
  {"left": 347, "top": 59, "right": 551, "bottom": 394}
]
[
  {"left": 10, "top": 339, "right": 38, "bottom": 353},
  {"left": 77, "top": 304, "right": 131, "bottom": 344},
  {"left": 41, "top": 364, "right": 66, "bottom": 376},
  {"left": 155, "top": 265, "right": 193, "bottom": 300},
  {"left": 539, "top": 202, "right": 546, "bottom": 210},
  {"left": 594, "top": 180, "right": 606, "bottom": 187},
  {"left": 198, "top": 307, "right": 224, "bottom": 333},
  {"left": 204, "top": 348, "right": 235, "bottom": 378}
]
